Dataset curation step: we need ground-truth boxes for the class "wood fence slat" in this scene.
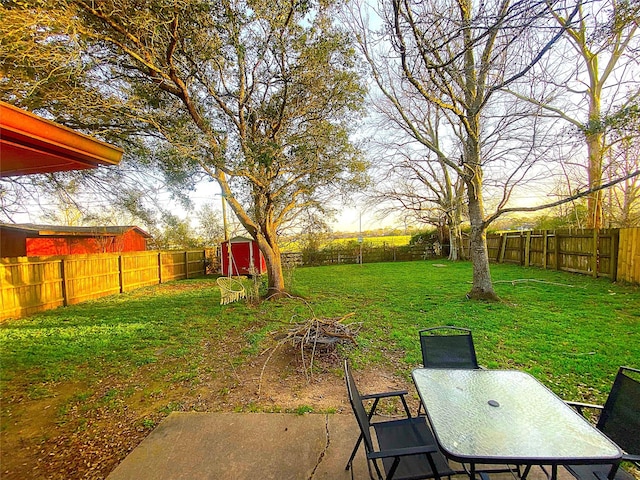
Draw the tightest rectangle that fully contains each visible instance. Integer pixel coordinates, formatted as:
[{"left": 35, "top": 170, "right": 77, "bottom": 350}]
[{"left": 617, "top": 228, "right": 640, "bottom": 284}]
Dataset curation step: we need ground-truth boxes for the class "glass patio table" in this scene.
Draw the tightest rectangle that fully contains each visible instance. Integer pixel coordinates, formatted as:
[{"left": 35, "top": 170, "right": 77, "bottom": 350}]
[{"left": 412, "top": 368, "right": 622, "bottom": 480}]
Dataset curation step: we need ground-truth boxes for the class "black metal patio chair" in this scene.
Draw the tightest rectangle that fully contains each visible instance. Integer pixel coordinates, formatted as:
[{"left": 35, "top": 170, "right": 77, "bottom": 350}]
[
  {"left": 344, "top": 359, "right": 458, "bottom": 480},
  {"left": 417, "top": 326, "right": 480, "bottom": 416},
  {"left": 564, "top": 366, "right": 640, "bottom": 480},
  {"left": 419, "top": 326, "right": 480, "bottom": 370}
]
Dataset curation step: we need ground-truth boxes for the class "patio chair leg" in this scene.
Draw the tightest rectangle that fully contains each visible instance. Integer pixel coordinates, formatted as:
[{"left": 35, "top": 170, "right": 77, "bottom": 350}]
[
  {"left": 347, "top": 397, "right": 383, "bottom": 470},
  {"left": 387, "top": 457, "right": 401, "bottom": 480},
  {"left": 346, "top": 434, "right": 363, "bottom": 470},
  {"left": 607, "top": 464, "right": 621, "bottom": 480},
  {"left": 400, "top": 395, "right": 412, "bottom": 418}
]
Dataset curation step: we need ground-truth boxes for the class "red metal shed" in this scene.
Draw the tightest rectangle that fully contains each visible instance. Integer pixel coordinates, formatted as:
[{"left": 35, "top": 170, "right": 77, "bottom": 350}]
[
  {"left": 220, "top": 236, "right": 267, "bottom": 276},
  {"left": 0, "top": 224, "right": 151, "bottom": 257}
]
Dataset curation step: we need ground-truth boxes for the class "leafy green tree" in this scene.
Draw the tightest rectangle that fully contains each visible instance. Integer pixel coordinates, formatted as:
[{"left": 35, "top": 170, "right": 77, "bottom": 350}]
[
  {"left": 1, "top": 0, "right": 367, "bottom": 298},
  {"left": 553, "top": 0, "right": 638, "bottom": 229},
  {"left": 147, "top": 213, "right": 201, "bottom": 250},
  {"left": 533, "top": 203, "right": 589, "bottom": 230},
  {"left": 604, "top": 91, "right": 640, "bottom": 227},
  {"left": 197, "top": 203, "right": 225, "bottom": 247}
]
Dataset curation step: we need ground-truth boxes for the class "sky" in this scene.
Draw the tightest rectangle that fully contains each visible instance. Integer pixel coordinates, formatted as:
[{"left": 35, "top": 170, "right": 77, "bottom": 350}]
[{"left": 191, "top": 184, "right": 400, "bottom": 233}]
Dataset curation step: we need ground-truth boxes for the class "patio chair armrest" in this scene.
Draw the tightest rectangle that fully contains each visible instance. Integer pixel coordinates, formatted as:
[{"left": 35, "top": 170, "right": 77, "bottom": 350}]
[
  {"left": 564, "top": 400, "right": 603, "bottom": 416},
  {"left": 362, "top": 390, "right": 413, "bottom": 419},
  {"left": 361, "top": 390, "right": 408, "bottom": 400},
  {"left": 622, "top": 453, "right": 640, "bottom": 464},
  {"left": 368, "top": 444, "right": 438, "bottom": 460},
  {"left": 565, "top": 400, "right": 603, "bottom": 409}
]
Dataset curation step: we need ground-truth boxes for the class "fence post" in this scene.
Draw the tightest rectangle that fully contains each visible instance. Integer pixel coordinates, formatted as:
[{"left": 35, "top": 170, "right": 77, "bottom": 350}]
[
  {"left": 60, "top": 258, "right": 69, "bottom": 306},
  {"left": 518, "top": 233, "right": 523, "bottom": 266},
  {"left": 118, "top": 255, "right": 124, "bottom": 293},
  {"left": 592, "top": 229, "right": 598, "bottom": 278},
  {"left": 185, "top": 251, "right": 189, "bottom": 279},
  {"left": 610, "top": 229, "right": 619, "bottom": 282},
  {"left": 542, "top": 230, "right": 548, "bottom": 270},
  {"left": 158, "top": 252, "right": 162, "bottom": 284},
  {"left": 555, "top": 231, "right": 561, "bottom": 270},
  {"left": 499, "top": 233, "right": 507, "bottom": 263},
  {"left": 524, "top": 231, "right": 531, "bottom": 267}
]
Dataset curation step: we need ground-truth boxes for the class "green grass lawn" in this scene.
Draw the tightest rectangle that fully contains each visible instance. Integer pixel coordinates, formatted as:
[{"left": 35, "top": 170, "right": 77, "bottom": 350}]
[
  {"left": 288, "top": 261, "right": 639, "bottom": 399},
  {"left": 1, "top": 260, "right": 639, "bottom": 478},
  {"left": 2, "top": 260, "right": 638, "bottom": 402}
]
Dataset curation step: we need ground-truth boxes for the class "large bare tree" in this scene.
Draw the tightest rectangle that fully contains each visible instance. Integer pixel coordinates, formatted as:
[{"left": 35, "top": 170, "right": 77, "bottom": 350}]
[
  {"left": 353, "top": 0, "right": 567, "bottom": 299},
  {"left": 509, "top": 0, "right": 639, "bottom": 228},
  {"left": 364, "top": 102, "right": 468, "bottom": 260},
  {"left": 347, "top": 13, "right": 468, "bottom": 260}
]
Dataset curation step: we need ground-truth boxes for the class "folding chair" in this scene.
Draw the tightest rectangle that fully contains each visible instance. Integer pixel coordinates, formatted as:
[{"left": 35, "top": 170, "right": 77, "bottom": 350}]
[
  {"left": 344, "top": 360, "right": 457, "bottom": 480},
  {"left": 417, "top": 326, "right": 479, "bottom": 416},
  {"left": 564, "top": 366, "right": 640, "bottom": 480},
  {"left": 419, "top": 326, "right": 480, "bottom": 370}
]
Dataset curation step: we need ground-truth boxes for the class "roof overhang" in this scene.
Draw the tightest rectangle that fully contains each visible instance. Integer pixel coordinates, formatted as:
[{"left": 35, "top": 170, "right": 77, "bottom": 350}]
[
  {"left": 0, "top": 101, "right": 123, "bottom": 177},
  {"left": 0, "top": 224, "right": 152, "bottom": 238}
]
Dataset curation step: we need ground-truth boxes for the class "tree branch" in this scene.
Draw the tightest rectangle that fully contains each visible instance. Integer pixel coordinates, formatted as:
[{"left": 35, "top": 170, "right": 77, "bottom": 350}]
[{"left": 484, "top": 169, "right": 640, "bottom": 226}]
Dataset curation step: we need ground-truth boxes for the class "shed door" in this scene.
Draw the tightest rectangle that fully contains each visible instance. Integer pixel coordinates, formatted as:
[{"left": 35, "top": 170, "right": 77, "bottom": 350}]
[{"left": 231, "top": 241, "right": 251, "bottom": 275}]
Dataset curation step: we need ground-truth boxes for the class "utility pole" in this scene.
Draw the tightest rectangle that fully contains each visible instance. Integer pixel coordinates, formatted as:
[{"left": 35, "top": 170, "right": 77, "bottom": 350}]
[
  {"left": 358, "top": 211, "right": 363, "bottom": 265},
  {"left": 221, "top": 194, "right": 232, "bottom": 276}
]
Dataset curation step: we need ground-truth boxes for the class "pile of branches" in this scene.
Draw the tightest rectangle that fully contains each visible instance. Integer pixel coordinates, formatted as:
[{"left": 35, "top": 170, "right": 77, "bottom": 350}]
[
  {"left": 258, "top": 313, "right": 361, "bottom": 394},
  {"left": 276, "top": 313, "right": 361, "bottom": 350}
]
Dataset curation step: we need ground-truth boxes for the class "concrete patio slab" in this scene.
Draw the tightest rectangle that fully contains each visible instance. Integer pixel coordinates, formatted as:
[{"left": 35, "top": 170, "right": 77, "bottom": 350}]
[
  {"left": 107, "top": 412, "right": 368, "bottom": 480},
  {"left": 107, "top": 412, "right": 573, "bottom": 480}
]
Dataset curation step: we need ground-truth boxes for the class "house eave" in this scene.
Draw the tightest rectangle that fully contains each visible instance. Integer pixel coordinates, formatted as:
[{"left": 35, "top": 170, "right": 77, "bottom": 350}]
[{"left": 0, "top": 101, "right": 123, "bottom": 177}]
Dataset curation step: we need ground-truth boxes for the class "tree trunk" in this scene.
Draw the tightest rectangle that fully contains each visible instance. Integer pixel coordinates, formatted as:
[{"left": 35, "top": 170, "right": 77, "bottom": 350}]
[
  {"left": 448, "top": 181, "right": 466, "bottom": 261},
  {"left": 466, "top": 192, "right": 499, "bottom": 300},
  {"left": 461, "top": 98, "right": 498, "bottom": 300},
  {"left": 586, "top": 129, "right": 604, "bottom": 229},
  {"left": 464, "top": 135, "right": 499, "bottom": 300},
  {"left": 447, "top": 210, "right": 463, "bottom": 261},
  {"left": 448, "top": 227, "right": 460, "bottom": 261},
  {"left": 255, "top": 230, "right": 287, "bottom": 299},
  {"left": 585, "top": 56, "right": 604, "bottom": 229},
  {"left": 217, "top": 172, "right": 287, "bottom": 299}
]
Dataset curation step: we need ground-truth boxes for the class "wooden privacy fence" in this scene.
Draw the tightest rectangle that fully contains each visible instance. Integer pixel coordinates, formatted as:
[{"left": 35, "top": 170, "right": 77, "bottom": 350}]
[
  {"left": 3, "top": 229, "right": 638, "bottom": 321},
  {"left": 480, "top": 227, "right": 639, "bottom": 283},
  {"left": 1, "top": 250, "right": 206, "bottom": 321}
]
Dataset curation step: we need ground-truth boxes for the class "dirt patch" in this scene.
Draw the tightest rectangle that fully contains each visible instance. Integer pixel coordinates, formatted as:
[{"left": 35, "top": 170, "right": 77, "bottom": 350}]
[{"left": 1, "top": 340, "right": 413, "bottom": 480}]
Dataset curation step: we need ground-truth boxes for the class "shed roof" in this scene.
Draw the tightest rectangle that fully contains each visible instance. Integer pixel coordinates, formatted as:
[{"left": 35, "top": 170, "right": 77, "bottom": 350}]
[
  {"left": 0, "top": 101, "right": 123, "bottom": 177},
  {"left": 223, "top": 236, "right": 255, "bottom": 243},
  {"left": 0, "top": 224, "right": 151, "bottom": 238}
]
